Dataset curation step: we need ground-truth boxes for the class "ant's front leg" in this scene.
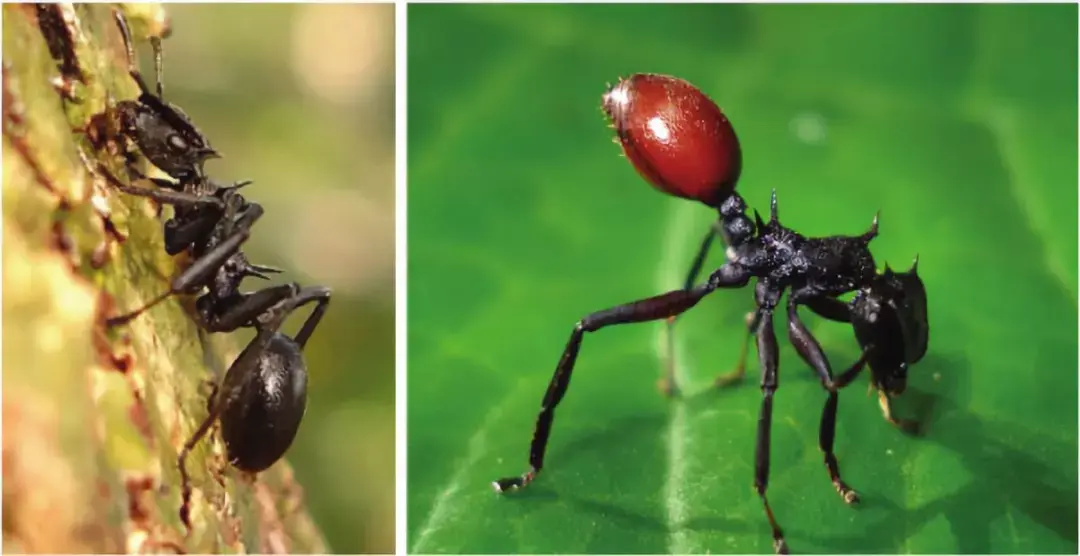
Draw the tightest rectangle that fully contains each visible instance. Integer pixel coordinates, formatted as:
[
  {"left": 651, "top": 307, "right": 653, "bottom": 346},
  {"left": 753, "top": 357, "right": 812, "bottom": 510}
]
[
  {"left": 804, "top": 296, "right": 918, "bottom": 431},
  {"left": 494, "top": 263, "right": 750, "bottom": 492},
  {"left": 94, "top": 161, "right": 221, "bottom": 210},
  {"left": 803, "top": 296, "right": 871, "bottom": 391},
  {"left": 749, "top": 303, "right": 789, "bottom": 554},
  {"left": 785, "top": 295, "right": 873, "bottom": 507}
]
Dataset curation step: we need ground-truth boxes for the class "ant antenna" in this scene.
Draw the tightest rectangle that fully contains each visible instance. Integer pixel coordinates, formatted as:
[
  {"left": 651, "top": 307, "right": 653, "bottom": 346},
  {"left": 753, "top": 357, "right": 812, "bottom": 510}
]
[{"left": 151, "top": 36, "right": 164, "bottom": 99}]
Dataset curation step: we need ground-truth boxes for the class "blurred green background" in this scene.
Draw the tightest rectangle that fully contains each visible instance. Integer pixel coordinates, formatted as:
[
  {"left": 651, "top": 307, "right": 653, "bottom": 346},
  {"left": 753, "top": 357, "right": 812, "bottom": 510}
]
[
  {"left": 157, "top": 4, "right": 394, "bottom": 553},
  {"left": 407, "top": 4, "right": 1077, "bottom": 554}
]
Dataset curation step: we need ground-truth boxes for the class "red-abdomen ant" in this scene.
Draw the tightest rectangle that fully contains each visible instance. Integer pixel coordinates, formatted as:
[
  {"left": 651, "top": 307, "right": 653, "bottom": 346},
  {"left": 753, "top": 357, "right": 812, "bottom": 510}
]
[{"left": 493, "top": 73, "right": 930, "bottom": 554}]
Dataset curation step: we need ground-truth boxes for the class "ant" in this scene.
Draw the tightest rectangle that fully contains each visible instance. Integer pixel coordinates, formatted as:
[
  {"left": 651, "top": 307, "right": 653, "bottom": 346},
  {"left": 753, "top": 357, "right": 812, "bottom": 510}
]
[
  {"left": 86, "top": 8, "right": 332, "bottom": 528},
  {"left": 493, "top": 74, "right": 930, "bottom": 554}
]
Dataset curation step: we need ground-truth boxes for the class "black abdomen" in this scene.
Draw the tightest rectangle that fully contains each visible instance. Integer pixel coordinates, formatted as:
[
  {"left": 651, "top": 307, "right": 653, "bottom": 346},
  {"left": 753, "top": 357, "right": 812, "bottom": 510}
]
[{"left": 221, "top": 333, "right": 308, "bottom": 472}]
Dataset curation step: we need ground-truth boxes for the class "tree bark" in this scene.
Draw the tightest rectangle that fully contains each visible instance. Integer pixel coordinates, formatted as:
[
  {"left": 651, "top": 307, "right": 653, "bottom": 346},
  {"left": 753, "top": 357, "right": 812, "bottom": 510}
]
[{"left": 2, "top": 4, "right": 328, "bottom": 553}]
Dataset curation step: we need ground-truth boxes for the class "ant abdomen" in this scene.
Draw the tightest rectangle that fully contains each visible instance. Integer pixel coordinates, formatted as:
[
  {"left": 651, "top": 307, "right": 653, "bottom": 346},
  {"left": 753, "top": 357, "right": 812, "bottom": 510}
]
[{"left": 220, "top": 333, "right": 308, "bottom": 473}]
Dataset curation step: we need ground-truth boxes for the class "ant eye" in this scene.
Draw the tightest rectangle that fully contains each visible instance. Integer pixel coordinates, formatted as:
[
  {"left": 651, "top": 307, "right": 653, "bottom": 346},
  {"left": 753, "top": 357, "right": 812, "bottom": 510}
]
[{"left": 167, "top": 134, "right": 188, "bottom": 151}]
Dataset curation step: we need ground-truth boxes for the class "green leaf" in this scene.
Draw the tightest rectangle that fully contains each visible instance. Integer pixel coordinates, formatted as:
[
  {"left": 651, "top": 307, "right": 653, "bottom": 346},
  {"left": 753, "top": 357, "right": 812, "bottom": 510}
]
[{"left": 407, "top": 4, "right": 1078, "bottom": 553}]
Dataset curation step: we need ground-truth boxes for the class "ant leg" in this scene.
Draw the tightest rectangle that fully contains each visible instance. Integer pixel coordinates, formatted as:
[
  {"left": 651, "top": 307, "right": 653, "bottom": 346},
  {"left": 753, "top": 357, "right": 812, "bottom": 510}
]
[
  {"left": 195, "top": 282, "right": 330, "bottom": 338},
  {"left": 106, "top": 204, "right": 264, "bottom": 327},
  {"left": 494, "top": 263, "right": 750, "bottom": 492},
  {"left": 176, "top": 390, "right": 226, "bottom": 529},
  {"left": 805, "top": 296, "right": 851, "bottom": 323},
  {"left": 786, "top": 299, "right": 872, "bottom": 505},
  {"left": 803, "top": 296, "right": 889, "bottom": 393},
  {"left": 197, "top": 284, "right": 298, "bottom": 333},
  {"left": 876, "top": 389, "right": 918, "bottom": 433},
  {"left": 660, "top": 221, "right": 720, "bottom": 396},
  {"left": 94, "top": 161, "right": 222, "bottom": 209},
  {"left": 713, "top": 309, "right": 758, "bottom": 388},
  {"left": 197, "top": 327, "right": 225, "bottom": 383},
  {"left": 801, "top": 297, "right": 916, "bottom": 430},
  {"left": 802, "top": 296, "right": 885, "bottom": 391},
  {"left": 680, "top": 224, "right": 720, "bottom": 290},
  {"left": 177, "top": 313, "right": 286, "bottom": 528},
  {"left": 292, "top": 288, "right": 331, "bottom": 349},
  {"left": 750, "top": 308, "right": 789, "bottom": 554},
  {"left": 163, "top": 214, "right": 219, "bottom": 256},
  {"left": 216, "top": 286, "right": 330, "bottom": 394},
  {"left": 159, "top": 184, "right": 253, "bottom": 256}
]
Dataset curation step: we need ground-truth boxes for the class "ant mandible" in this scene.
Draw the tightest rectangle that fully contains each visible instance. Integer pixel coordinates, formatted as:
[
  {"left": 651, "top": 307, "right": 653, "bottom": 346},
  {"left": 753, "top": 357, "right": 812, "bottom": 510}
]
[
  {"left": 493, "top": 74, "right": 930, "bottom": 554},
  {"left": 85, "top": 7, "right": 332, "bottom": 529}
]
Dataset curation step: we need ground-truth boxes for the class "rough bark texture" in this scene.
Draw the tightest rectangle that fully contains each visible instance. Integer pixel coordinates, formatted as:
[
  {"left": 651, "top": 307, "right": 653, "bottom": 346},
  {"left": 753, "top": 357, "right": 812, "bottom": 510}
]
[{"left": 2, "top": 4, "right": 328, "bottom": 553}]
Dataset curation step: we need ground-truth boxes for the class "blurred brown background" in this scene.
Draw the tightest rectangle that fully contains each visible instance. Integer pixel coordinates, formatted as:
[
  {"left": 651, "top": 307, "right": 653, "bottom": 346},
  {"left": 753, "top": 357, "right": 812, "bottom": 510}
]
[{"left": 158, "top": 4, "right": 394, "bottom": 552}]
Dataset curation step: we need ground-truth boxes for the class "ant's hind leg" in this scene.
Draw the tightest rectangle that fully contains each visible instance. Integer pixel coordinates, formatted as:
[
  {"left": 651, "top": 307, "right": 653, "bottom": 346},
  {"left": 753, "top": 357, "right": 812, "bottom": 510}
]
[
  {"left": 291, "top": 288, "right": 331, "bottom": 349},
  {"left": 750, "top": 308, "right": 789, "bottom": 554},
  {"left": 786, "top": 299, "right": 874, "bottom": 505}
]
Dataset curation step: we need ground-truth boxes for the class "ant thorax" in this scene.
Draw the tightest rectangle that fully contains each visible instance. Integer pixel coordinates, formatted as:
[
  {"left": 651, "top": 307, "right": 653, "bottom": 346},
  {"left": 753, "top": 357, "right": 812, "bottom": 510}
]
[{"left": 727, "top": 218, "right": 879, "bottom": 298}]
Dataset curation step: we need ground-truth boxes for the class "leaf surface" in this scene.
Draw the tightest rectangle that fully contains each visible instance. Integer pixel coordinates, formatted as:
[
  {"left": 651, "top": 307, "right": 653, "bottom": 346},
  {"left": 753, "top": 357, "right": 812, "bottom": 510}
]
[{"left": 407, "top": 4, "right": 1078, "bottom": 553}]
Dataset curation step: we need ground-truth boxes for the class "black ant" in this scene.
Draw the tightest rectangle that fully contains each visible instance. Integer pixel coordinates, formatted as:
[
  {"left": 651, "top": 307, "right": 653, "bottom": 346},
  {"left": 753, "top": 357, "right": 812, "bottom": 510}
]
[
  {"left": 87, "top": 8, "right": 332, "bottom": 529},
  {"left": 492, "top": 74, "right": 930, "bottom": 554}
]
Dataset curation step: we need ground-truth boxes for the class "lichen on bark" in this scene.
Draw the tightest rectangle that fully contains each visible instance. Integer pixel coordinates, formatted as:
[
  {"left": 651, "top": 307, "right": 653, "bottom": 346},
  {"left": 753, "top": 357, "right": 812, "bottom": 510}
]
[{"left": 2, "top": 4, "right": 327, "bottom": 553}]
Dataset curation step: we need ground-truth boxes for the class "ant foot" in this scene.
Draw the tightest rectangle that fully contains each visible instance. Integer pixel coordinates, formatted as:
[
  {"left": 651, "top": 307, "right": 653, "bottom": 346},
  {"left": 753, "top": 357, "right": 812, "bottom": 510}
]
[
  {"left": 889, "top": 417, "right": 920, "bottom": 436},
  {"left": 656, "top": 376, "right": 680, "bottom": 398},
  {"left": 200, "top": 379, "right": 219, "bottom": 414},
  {"left": 834, "top": 482, "right": 860, "bottom": 504},
  {"left": 50, "top": 75, "right": 81, "bottom": 103},
  {"left": 714, "top": 368, "right": 745, "bottom": 389}
]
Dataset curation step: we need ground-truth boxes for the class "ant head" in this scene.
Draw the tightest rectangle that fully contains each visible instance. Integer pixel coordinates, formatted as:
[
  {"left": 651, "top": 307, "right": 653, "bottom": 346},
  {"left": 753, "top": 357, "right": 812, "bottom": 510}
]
[
  {"left": 120, "top": 96, "right": 218, "bottom": 182},
  {"left": 876, "top": 257, "right": 928, "bottom": 364},
  {"left": 851, "top": 257, "right": 929, "bottom": 395}
]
